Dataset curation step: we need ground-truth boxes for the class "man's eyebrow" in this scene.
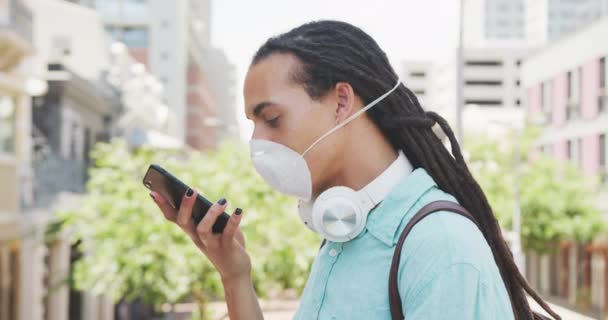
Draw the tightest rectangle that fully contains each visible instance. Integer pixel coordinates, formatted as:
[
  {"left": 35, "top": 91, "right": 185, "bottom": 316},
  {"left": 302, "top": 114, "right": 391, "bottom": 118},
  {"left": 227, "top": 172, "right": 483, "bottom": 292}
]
[{"left": 252, "top": 102, "right": 274, "bottom": 117}]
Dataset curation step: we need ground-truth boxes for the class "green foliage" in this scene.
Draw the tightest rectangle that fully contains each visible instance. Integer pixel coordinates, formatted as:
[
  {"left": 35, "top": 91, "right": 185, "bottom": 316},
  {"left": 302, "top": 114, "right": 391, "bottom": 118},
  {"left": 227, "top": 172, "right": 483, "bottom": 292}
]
[
  {"left": 58, "top": 139, "right": 319, "bottom": 309},
  {"left": 466, "top": 128, "right": 604, "bottom": 254}
]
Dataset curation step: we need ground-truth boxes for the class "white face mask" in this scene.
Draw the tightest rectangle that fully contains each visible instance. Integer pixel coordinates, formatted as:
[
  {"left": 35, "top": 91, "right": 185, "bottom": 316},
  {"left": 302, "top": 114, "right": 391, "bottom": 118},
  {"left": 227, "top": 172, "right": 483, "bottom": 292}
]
[{"left": 249, "top": 79, "right": 401, "bottom": 201}]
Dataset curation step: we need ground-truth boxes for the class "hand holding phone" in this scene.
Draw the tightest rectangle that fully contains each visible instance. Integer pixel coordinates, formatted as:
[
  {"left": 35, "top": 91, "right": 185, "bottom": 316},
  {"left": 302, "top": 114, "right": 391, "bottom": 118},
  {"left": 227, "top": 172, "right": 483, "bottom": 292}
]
[
  {"left": 144, "top": 164, "right": 253, "bottom": 286},
  {"left": 143, "top": 164, "right": 229, "bottom": 233}
]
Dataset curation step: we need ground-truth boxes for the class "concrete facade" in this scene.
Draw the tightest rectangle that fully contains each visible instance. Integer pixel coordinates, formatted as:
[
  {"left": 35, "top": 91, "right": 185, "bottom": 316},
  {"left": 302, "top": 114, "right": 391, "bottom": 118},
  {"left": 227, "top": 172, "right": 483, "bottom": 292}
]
[{"left": 426, "top": 47, "right": 529, "bottom": 132}]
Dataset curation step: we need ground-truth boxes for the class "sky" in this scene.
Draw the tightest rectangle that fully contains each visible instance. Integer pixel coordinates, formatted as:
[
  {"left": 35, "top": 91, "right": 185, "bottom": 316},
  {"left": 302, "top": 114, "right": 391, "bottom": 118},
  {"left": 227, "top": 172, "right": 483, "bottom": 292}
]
[{"left": 210, "top": 0, "right": 461, "bottom": 139}]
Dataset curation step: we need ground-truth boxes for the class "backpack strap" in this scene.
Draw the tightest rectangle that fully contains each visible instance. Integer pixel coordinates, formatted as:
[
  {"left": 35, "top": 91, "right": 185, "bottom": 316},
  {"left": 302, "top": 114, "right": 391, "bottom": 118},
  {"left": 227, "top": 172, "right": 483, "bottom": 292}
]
[
  {"left": 388, "top": 200, "right": 559, "bottom": 320},
  {"left": 388, "top": 200, "right": 478, "bottom": 319}
]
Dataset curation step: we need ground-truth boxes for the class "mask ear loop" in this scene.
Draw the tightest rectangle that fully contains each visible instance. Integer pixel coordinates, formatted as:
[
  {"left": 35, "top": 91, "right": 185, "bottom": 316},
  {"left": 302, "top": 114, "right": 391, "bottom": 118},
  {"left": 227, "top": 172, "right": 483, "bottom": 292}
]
[{"left": 302, "top": 79, "right": 402, "bottom": 157}]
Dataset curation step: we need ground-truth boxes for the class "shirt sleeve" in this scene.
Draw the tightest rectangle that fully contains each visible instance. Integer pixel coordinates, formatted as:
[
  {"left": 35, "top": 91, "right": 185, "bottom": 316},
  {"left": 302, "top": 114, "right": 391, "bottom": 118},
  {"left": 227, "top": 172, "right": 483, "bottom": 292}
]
[{"left": 403, "top": 262, "right": 486, "bottom": 319}]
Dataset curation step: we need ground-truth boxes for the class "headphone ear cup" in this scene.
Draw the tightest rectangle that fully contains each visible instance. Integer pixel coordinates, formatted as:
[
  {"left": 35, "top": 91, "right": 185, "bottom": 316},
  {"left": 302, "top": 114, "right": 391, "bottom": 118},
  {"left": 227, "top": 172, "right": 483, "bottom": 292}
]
[{"left": 312, "top": 187, "right": 369, "bottom": 242}]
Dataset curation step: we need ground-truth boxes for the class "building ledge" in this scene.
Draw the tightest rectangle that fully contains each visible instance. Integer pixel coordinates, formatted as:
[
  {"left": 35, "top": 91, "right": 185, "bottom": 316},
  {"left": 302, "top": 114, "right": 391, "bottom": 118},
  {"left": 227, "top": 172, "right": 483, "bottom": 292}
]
[{"left": 536, "top": 112, "right": 608, "bottom": 145}]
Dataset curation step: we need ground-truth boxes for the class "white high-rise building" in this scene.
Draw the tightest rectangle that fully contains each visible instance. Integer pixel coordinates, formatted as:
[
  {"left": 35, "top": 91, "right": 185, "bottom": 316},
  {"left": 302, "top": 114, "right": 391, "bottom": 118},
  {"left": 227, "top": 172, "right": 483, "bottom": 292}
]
[
  {"left": 427, "top": 47, "right": 528, "bottom": 131},
  {"left": 464, "top": 0, "right": 608, "bottom": 47},
  {"left": 464, "top": 0, "right": 526, "bottom": 48},
  {"left": 526, "top": 0, "right": 608, "bottom": 45}
]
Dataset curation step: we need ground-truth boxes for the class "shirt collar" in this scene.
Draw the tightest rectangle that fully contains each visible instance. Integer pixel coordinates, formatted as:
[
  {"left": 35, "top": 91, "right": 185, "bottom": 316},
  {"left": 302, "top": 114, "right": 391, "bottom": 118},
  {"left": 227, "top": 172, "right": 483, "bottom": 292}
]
[{"left": 365, "top": 168, "right": 438, "bottom": 247}]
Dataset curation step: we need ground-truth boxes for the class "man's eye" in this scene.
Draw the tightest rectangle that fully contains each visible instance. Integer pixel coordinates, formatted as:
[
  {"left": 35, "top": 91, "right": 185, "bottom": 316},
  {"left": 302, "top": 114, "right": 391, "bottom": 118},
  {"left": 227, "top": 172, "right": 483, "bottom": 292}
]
[{"left": 265, "top": 116, "right": 280, "bottom": 128}]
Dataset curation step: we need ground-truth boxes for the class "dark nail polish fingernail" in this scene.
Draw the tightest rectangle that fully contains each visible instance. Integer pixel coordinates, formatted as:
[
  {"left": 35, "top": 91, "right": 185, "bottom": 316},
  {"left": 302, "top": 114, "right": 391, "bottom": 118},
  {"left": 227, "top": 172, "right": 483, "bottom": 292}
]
[
  {"left": 235, "top": 208, "right": 242, "bottom": 216},
  {"left": 218, "top": 198, "right": 227, "bottom": 205},
  {"left": 186, "top": 188, "right": 193, "bottom": 197}
]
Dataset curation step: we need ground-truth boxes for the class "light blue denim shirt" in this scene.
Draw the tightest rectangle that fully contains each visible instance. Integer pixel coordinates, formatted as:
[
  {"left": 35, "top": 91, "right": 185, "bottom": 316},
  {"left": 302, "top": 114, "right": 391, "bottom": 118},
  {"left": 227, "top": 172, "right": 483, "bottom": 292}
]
[{"left": 293, "top": 168, "right": 514, "bottom": 319}]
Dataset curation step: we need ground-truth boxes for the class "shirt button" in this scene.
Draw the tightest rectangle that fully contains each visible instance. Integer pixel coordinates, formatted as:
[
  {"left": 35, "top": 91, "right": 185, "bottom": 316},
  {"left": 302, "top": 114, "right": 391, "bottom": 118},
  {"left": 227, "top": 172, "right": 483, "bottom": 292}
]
[{"left": 329, "top": 249, "right": 338, "bottom": 257}]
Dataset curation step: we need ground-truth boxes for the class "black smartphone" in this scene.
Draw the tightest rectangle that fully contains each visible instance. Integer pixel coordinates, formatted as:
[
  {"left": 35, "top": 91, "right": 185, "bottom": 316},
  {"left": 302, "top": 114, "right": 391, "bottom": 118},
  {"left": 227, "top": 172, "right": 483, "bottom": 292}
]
[{"left": 142, "top": 164, "right": 229, "bottom": 234}]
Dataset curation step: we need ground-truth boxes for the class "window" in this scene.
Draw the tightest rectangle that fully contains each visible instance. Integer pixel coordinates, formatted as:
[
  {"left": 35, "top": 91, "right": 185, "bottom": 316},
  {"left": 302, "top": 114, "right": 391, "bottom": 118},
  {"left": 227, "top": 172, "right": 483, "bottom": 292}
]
[
  {"left": 600, "top": 57, "right": 606, "bottom": 89},
  {"left": 578, "top": 67, "right": 583, "bottom": 101},
  {"left": 465, "top": 80, "right": 503, "bottom": 86},
  {"left": 567, "top": 71, "right": 572, "bottom": 98},
  {"left": 516, "top": 80, "right": 521, "bottom": 86},
  {"left": 95, "top": 0, "right": 147, "bottom": 20},
  {"left": 495, "top": 19, "right": 510, "bottom": 28},
  {"left": 600, "top": 134, "right": 607, "bottom": 183},
  {"left": 516, "top": 99, "right": 521, "bottom": 106},
  {"left": 465, "top": 60, "right": 503, "bottom": 67},
  {"left": 84, "top": 128, "right": 91, "bottom": 168},
  {"left": 567, "top": 139, "right": 582, "bottom": 167},
  {"left": 410, "top": 72, "right": 426, "bottom": 78},
  {"left": 600, "top": 58, "right": 607, "bottom": 114},
  {"left": 600, "top": 134, "right": 606, "bottom": 168},
  {"left": 70, "top": 122, "right": 78, "bottom": 161},
  {"left": 51, "top": 36, "right": 72, "bottom": 57},
  {"left": 0, "top": 95, "right": 16, "bottom": 155},
  {"left": 121, "top": 26, "right": 148, "bottom": 48},
  {"left": 464, "top": 99, "right": 503, "bottom": 107},
  {"left": 105, "top": 26, "right": 148, "bottom": 48},
  {"left": 516, "top": 60, "right": 522, "bottom": 67},
  {"left": 413, "top": 90, "right": 426, "bottom": 95},
  {"left": 567, "top": 68, "right": 581, "bottom": 120}
]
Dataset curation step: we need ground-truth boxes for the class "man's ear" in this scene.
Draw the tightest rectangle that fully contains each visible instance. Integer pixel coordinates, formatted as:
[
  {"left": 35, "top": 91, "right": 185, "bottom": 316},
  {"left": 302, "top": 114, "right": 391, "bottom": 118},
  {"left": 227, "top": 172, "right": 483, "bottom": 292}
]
[{"left": 334, "top": 82, "right": 356, "bottom": 124}]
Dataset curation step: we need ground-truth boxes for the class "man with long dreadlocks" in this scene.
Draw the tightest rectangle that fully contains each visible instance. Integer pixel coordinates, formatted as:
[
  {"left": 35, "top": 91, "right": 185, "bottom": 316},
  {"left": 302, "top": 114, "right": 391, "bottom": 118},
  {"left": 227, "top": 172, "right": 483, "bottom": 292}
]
[{"left": 150, "top": 21, "right": 561, "bottom": 319}]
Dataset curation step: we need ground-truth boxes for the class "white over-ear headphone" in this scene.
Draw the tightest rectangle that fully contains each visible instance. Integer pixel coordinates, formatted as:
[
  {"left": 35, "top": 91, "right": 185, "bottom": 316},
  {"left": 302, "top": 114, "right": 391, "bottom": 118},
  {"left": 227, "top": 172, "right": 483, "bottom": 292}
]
[{"left": 298, "top": 150, "right": 413, "bottom": 243}]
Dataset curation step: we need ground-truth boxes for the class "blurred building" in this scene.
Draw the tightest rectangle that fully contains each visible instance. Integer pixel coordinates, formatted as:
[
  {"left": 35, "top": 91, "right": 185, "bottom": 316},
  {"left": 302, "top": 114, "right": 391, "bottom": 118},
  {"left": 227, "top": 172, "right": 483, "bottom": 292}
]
[
  {"left": 0, "top": 1, "right": 39, "bottom": 320},
  {"left": 464, "top": 0, "right": 608, "bottom": 48},
  {"left": 463, "top": 0, "right": 526, "bottom": 48},
  {"left": 74, "top": 0, "right": 231, "bottom": 150},
  {"left": 400, "top": 61, "right": 431, "bottom": 108},
  {"left": 205, "top": 46, "right": 240, "bottom": 140},
  {"left": 523, "top": 17, "right": 608, "bottom": 315},
  {"left": 424, "top": 47, "right": 528, "bottom": 136},
  {"left": 421, "top": 0, "right": 608, "bottom": 137},
  {"left": 23, "top": 1, "right": 123, "bottom": 320},
  {"left": 2, "top": 1, "right": 179, "bottom": 320},
  {"left": 526, "top": 0, "right": 608, "bottom": 46}
]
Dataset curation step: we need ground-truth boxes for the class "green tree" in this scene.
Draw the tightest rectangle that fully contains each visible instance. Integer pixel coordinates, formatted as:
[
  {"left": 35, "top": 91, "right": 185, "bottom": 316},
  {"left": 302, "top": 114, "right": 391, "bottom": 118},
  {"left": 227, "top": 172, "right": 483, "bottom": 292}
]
[
  {"left": 58, "top": 139, "right": 319, "bottom": 317},
  {"left": 466, "top": 129, "right": 604, "bottom": 254}
]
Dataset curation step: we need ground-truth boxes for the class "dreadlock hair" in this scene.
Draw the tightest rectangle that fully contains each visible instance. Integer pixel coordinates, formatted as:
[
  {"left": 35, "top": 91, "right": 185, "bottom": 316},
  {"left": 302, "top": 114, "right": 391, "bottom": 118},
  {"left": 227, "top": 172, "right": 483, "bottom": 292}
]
[{"left": 251, "top": 20, "right": 560, "bottom": 320}]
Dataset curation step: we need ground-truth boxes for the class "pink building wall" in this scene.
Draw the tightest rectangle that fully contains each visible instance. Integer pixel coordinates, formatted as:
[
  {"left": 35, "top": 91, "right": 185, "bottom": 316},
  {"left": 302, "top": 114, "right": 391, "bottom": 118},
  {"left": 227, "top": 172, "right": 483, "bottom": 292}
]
[
  {"left": 528, "top": 85, "right": 542, "bottom": 116},
  {"left": 551, "top": 73, "right": 568, "bottom": 128},
  {"left": 581, "top": 59, "right": 600, "bottom": 120},
  {"left": 553, "top": 140, "right": 568, "bottom": 161},
  {"left": 530, "top": 58, "right": 602, "bottom": 175},
  {"left": 582, "top": 134, "right": 600, "bottom": 176}
]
